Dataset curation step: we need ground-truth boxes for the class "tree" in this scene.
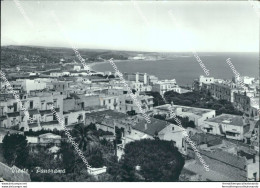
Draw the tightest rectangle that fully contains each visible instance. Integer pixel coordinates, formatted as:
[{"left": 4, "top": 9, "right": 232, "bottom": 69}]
[
  {"left": 87, "top": 150, "right": 105, "bottom": 168},
  {"left": 145, "top": 91, "right": 165, "bottom": 106},
  {"left": 72, "top": 123, "right": 99, "bottom": 153},
  {"left": 127, "top": 110, "right": 136, "bottom": 116},
  {"left": 2, "top": 133, "right": 29, "bottom": 168},
  {"left": 120, "top": 139, "right": 185, "bottom": 181},
  {"left": 153, "top": 114, "right": 166, "bottom": 120},
  {"left": 164, "top": 91, "right": 243, "bottom": 116},
  {"left": 108, "top": 75, "right": 115, "bottom": 79},
  {"left": 59, "top": 141, "right": 77, "bottom": 173},
  {"left": 115, "top": 126, "right": 123, "bottom": 144}
]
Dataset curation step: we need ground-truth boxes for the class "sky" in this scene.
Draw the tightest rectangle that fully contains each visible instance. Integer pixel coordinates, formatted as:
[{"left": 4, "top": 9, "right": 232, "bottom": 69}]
[{"left": 1, "top": 1, "right": 259, "bottom": 52}]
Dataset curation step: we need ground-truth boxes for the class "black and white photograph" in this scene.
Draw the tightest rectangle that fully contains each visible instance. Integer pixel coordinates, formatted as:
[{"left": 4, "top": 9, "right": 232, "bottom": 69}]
[{"left": 0, "top": 0, "right": 259, "bottom": 185}]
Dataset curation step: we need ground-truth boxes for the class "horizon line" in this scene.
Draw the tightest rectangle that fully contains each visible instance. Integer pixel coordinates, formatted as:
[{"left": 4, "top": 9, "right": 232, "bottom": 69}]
[{"left": 1, "top": 44, "right": 259, "bottom": 53}]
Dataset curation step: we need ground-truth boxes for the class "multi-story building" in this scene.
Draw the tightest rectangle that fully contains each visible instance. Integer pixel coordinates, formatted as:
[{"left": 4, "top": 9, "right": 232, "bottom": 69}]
[
  {"left": 123, "top": 72, "right": 149, "bottom": 85},
  {"left": 152, "top": 79, "right": 181, "bottom": 95},
  {"left": 233, "top": 76, "right": 255, "bottom": 85},
  {"left": 209, "top": 82, "right": 239, "bottom": 102},
  {"left": 128, "top": 81, "right": 152, "bottom": 93},
  {"left": 233, "top": 91, "right": 259, "bottom": 119},
  {"left": 118, "top": 94, "right": 154, "bottom": 114},
  {"left": 193, "top": 75, "right": 215, "bottom": 91},
  {"left": 153, "top": 104, "right": 216, "bottom": 127},
  {"left": 149, "top": 75, "right": 159, "bottom": 85},
  {"left": 0, "top": 90, "right": 64, "bottom": 132},
  {"left": 123, "top": 116, "right": 188, "bottom": 155},
  {"left": 184, "top": 133, "right": 259, "bottom": 181},
  {"left": 201, "top": 114, "right": 250, "bottom": 141},
  {"left": 99, "top": 95, "right": 119, "bottom": 111}
]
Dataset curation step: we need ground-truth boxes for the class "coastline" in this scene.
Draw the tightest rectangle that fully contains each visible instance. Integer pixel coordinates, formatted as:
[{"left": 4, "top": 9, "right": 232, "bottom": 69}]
[{"left": 88, "top": 59, "right": 158, "bottom": 72}]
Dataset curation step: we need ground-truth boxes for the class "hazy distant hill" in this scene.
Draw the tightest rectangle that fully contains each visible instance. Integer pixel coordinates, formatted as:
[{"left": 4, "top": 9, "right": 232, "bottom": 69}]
[{"left": 1, "top": 45, "right": 162, "bottom": 68}]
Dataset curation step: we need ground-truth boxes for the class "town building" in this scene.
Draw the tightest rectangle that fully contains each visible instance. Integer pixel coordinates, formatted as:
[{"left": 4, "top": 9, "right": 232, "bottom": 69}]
[
  {"left": 99, "top": 95, "right": 119, "bottom": 111},
  {"left": 209, "top": 82, "right": 239, "bottom": 102},
  {"left": 184, "top": 133, "right": 259, "bottom": 181},
  {"left": 201, "top": 114, "right": 250, "bottom": 141},
  {"left": 123, "top": 72, "right": 149, "bottom": 85},
  {"left": 193, "top": 75, "right": 215, "bottom": 91},
  {"left": 153, "top": 104, "right": 216, "bottom": 127},
  {"left": 118, "top": 94, "right": 154, "bottom": 114},
  {"left": 152, "top": 79, "right": 181, "bottom": 95}
]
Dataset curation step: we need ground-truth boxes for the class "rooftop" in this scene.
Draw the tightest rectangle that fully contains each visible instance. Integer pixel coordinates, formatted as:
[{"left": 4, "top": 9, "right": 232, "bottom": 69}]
[
  {"left": 87, "top": 110, "right": 128, "bottom": 120},
  {"left": 155, "top": 104, "right": 214, "bottom": 116},
  {"left": 205, "top": 114, "right": 244, "bottom": 126},
  {"left": 38, "top": 133, "right": 61, "bottom": 139},
  {"left": 133, "top": 117, "right": 168, "bottom": 136},
  {"left": 0, "top": 128, "right": 23, "bottom": 135}
]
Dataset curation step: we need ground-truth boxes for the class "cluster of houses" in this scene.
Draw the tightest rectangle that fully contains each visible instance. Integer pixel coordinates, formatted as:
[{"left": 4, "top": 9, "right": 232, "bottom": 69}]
[
  {"left": 0, "top": 67, "right": 259, "bottom": 181},
  {"left": 193, "top": 75, "right": 259, "bottom": 117}
]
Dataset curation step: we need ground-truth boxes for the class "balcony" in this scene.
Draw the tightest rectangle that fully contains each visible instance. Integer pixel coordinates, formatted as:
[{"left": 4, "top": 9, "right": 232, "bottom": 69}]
[{"left": 39, "top": 108, "right": 59, "bottom": 116}]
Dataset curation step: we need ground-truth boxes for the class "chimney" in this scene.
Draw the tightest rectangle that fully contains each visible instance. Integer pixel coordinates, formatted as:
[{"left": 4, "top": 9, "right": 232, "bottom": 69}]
[{"left": 144, "top": 123, "right": 147, "bottom": 130}]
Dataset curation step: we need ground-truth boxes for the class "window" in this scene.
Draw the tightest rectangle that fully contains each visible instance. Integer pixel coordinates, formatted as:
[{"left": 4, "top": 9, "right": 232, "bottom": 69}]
[
  {"left": 65, "top": 117, "right": 68, "bottom": 125},
  {"left": 172, "top": 127, "right": 175, "bottom": 131},
  {"left": 182, "top": 138, "right": 185, "bottom": 148},
  {"left": 30, "top": 101, "right": 33, "bottom": 109},
  {"left": 103, "top": 101, "right": 105, "bottom": 106},
  {"left": 53, "top": 100, "right": 57, "bottom": 108},
  {"left": 13, "top": 103, "right": 17, "bottom": 112},
  {"left": 109, "top": 99, "right": 111, "bottom": 103}
]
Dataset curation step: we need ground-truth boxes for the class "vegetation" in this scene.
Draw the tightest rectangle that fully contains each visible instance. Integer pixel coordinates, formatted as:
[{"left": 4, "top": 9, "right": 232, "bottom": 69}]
[
  {"left": 145, "top": 91, "right": 166, "bottom": 106},
  {"left": 164, "top": 91, "right": 243, "bottom": 115},
  {"left": 72, "top": 123, "right": 100, "bottom": 152},
  {"left": 115, "top": 127, "right": 124, "bottom": 144},
  {"left": 119, "top": 139, "right": 185, "bottom": 181},
  {"left": 2, "top": 134, "right": 29, "bottom": 168},
  {"left": 2, "top": 123, "right": 185, "bottom": 182},
  {"left": 27, "top": 123, "right": 113, "bottom": 181},
  {"left": 126, "top": 110, "right": 136, "bottom": 116},
  {"left": 24, "top": 129, "right": 63, "bottom": 137},
  {"left": 153, "top": 114, "right": 195, "bottom": 128}
]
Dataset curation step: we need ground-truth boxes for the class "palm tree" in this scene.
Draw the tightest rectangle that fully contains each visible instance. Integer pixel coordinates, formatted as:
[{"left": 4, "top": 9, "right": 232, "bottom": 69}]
[{"left": 72, "top": 123, "right": 99, "bottom": 154}]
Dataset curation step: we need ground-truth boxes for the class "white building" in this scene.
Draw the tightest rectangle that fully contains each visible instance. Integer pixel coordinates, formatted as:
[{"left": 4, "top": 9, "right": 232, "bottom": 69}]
[
  {"left": 199, "top": 75, "right": 215, "bottom": 86},
  {"left": 152, "top": 79, "right": 181, "bottom": 95},
  {"left": 11, "top": 79, "right": 47, "bottom": 93},
  {"left": 153, "top": 104, "right": 216, "bottom": 127},
  {"left": 124, "top": 117, "right": 187, "bottom": 154},
  {"left": 201, "top": 114, "right": 250, "bottom": 141},
  {"left": 118, "top": 94, "right": 154, "bottom": 114},
  {"left": 73, "top": 65, "right": 81, "bottom": 71},
  {"left": 99, "top": 95, "right": 119, "bottom": 111}
]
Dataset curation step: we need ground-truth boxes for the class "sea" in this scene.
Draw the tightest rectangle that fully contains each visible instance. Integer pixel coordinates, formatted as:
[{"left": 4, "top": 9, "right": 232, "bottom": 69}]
[{"left": 92, "top": 52, "right": 259, "bottom": 86}]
